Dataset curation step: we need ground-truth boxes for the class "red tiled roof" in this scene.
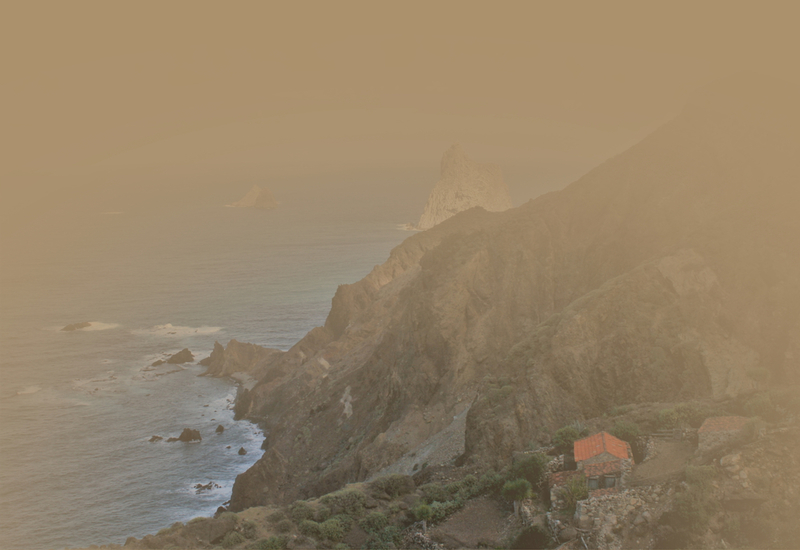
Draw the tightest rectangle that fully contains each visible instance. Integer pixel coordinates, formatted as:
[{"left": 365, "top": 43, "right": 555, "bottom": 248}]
[
  {"left": 574, "top": 432, "right": 630, "bottom": 462},
  {"left": 548, "top": 470, "right": 581, "bottom": 488},
  {"left": 698, "top": 416, "right": 749, "bottom": 434},
  {"left": 584, "top": 460, "right": 622, "bottom": 477}
]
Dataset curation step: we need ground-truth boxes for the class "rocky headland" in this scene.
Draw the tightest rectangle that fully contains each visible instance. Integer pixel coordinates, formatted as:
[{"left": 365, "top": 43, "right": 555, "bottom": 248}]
[
  {"left": 220, "top": 79, "right": 800, "bottom": 517},
  {"left": 409, "top": 144, "right": 512, "bottom": 231},
  {"left": 113, "top": 77, "right": 800, "bottom": 550}
]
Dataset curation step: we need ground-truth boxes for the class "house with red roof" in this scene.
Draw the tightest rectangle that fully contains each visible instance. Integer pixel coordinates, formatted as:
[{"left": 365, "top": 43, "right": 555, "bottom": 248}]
[
  {"left": 697, "top": 416, "right": 749, "bottom": 453},
  {"left": 574, "top": 431, "right": 634, "bottom": 493},
  {"left": 548, "top": 431, "right": 636, "bottom": 508}
]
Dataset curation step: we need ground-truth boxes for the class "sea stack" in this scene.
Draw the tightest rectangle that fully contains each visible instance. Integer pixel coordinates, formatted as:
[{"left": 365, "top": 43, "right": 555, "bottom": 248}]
[
  {"left": 227, "top": 185, "right": 278, "bottom": 210},
  {"left": 412, "top": 144, "right": 512, "bottom": 230}
]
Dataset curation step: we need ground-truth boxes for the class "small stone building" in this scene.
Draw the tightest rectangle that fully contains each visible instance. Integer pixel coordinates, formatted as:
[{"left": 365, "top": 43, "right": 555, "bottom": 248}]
[
  {"left": 574, "top": 432, "right": 634, "bottom": 494},
  {"left": 697, "top": 416, "right": 749, "bottom": 453}
]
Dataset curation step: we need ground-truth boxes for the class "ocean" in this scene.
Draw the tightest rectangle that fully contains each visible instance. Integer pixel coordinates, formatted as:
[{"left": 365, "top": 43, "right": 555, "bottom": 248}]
[{"left": 0, "top": 185, "right": 420, "bottom": 549}]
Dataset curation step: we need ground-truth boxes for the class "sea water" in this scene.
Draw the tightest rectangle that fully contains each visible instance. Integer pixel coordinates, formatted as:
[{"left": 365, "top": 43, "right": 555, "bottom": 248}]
[{"left": 0, "top": 186, "right": 420, "bottom": 549}]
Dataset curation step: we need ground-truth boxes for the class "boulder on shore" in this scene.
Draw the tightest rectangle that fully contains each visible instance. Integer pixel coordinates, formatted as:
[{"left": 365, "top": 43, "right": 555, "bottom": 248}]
[
  {"left": 61, "top": 322, "right": 91, "bottom": 331},
  {"left": 167, "top": 348, "right": 194, "bottom": 364}
]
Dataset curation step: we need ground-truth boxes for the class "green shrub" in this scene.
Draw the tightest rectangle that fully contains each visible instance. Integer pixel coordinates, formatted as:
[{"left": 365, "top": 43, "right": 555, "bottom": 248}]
[
  {"left": 219, "top": 511, "right": 240, "bottom": 523},
  {"left": 657, "top": 408, "right": 680, "bottom": 429},
  {"left": 249, "top": 536, "right": 288, "bottom": 550},
  {"left": 501, "top": 478, "right": 531, "bottom": 502},
  {"left": 241, "top": 519, "right": 258, "bottom": 539},
  {"left": 359, "top": 511, "right": 389, "bottom": 534},
  {"left": 610, "top": 420, "right": 641, "bottom": 443},
  {"left": 429, "top": 498, "right": 464, "bottom": 522},
  {"left": 289, "top": 501, "right": 314, "bottom": 523},
  {"left": 222, "top": 530, "right": 246, "bottom": 549},
  {"left": 330, "top": 514, "right": 353, "bottom": 531},
  {"left": 478, "top": 469, "right": 505, "bottom": 495},
  {"left": 275, "top": 519, "right": 293, "bottom": 534},
  {"left": 314, "top": 505, "right": 331, "bottom": 523},
  {"left": 419, "top": 483, "right": 450, "bottom": 504},
  {"left": 298, "top": 520, "right": 321, "bottom": 538},
  {"left": 267, "top": 511, "right": 285, "bottom": 524},
  {"left": 320, "top": 488, "right": 367, "bottom": 517},
  {"left": 511, "top": 453, "right": 549, "bottom": 487},
  {"left": 320, "top": 518, "right": 346, "bottom": 541},
  {"left": 370, "top": 474, "right": 414, "bottom": 498},
  {"left": 562, "top": 474, "right": 588, "bottom": 512},
  {"left": 552, "top": 425, "right": 582, "bottom": 453},
  {"left": 412, "top": 503, "right": 432, "bottom": 522}
]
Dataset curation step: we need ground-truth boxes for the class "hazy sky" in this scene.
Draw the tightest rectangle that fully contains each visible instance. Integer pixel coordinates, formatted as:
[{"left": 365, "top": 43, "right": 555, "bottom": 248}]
[{"left": 1, "top": 2, "right": 798, "bottom": 227}]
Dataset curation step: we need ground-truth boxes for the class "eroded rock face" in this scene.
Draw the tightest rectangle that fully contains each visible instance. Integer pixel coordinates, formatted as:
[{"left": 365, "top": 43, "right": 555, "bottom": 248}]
[
  {"left": 201, "top": 339, "right": 283, "bottom": 379},
  {"left": 412, "top": 144, "right": 512, "bottom": 230},
  {"left": 228, "top": 80, "right": 800, "bottom": 511}
]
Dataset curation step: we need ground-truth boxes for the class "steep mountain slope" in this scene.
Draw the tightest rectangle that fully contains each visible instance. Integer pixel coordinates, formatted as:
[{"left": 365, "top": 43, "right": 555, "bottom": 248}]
[
  {"left": 227, "top": 78, "right": 800, "bottom": 511},
  {"left": 412, "top": 144, "right": 512, "bottom": 230}
]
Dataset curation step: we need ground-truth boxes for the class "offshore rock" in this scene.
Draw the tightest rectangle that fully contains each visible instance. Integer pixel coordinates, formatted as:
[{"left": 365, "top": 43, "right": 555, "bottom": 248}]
[
  {"left": 227, "top": 185, "right": 278, "bottom": 209},
  {"left": 61, "top": 322, "right": 91, "bottom": 331},
  {"left": 167, "top": 428, "right": 202, "bottom": 443},
  {"left": 166, "top": 348, "right": 194, "bottom": 364},
  {"left": 412, "top": 144, "right": 512, "bottom": 230}
]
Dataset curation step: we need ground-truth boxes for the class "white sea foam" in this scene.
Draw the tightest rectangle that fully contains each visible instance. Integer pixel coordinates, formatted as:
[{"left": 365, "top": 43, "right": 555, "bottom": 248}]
[
  {"left": 16, "top": 385, "right": 42, "bottom": 396},
  {"left": 133, "top": 323, "right": 223, "bottom": 338},
  {"left": 82, "top": 322, "right": 121, "bottom": 331}
]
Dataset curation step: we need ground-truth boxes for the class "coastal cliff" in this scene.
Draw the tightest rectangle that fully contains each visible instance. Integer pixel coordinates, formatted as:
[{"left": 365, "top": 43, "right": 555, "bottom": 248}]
[
  {"left": 225, "top": 80, "right": 800, "bottom": 512},
  {"left": 411, "top": 144, "right": 512, "bottom": 230}
]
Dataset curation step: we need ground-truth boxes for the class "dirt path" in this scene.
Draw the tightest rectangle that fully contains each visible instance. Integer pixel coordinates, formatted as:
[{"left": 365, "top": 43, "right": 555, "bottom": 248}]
[{"left": 631, "top": 440, "right": 693, "bottom": 485}]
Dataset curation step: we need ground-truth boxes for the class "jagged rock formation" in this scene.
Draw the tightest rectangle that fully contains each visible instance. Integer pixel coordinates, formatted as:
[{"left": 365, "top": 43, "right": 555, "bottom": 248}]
[
  {"left": 411, "top": 144, "right": 512, "bottom": 230},
  {"left": 227, "top": 77, "right": 800, "bottom": 512},
  {"left": 202, "top": 339, "right": 283, "bottom": 381},
  {"left": 227, "top": 185, "right": 278, "bottom": 209}
]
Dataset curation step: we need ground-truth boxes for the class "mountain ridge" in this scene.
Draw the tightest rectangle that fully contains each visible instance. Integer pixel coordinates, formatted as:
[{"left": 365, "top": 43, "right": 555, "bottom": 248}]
[{"left": 224, "top": 79, "right": 800, "bottom": 511}]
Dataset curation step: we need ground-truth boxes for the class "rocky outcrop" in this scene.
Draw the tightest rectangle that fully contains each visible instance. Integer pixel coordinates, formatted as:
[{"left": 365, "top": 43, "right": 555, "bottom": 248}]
[
  {"left": 166, "top": 348, "right": 194, "bottom": 364},
  {"left": 227, "top": 185, "right": 278, "bottom": 209},
  {"left": 167, "top": 428, "right": 202, "bottom": 443},
  {"left": 410, "top": 144, "right": 512, "bottom": 231},
  {"left": 227, "top": 78, "right": 800, "bottom": 512},
  {"left": 201, "top": 339, "right": 283, "bottom": 380},
  {"left": 61, "top": 322, "right": 91, "bottom": 331}
]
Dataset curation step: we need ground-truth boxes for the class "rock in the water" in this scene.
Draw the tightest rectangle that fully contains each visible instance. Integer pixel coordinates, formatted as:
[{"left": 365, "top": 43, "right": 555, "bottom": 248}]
[
  {"left": 167, "top": 348, "right": 194, "bottom": 364},
  {"left": 61, "top": 322, "right": 91, "bottom": 331},
  {"left": 198, "top": 355, "right": 212, "bottom": 367},
  {"left": 168, "top": 428, "right": 202, "bottom": 442},
  {"left": 238, "top": 447, "right": 247, "bottom": 455},
  {"left": 227, "top": 185, "right": 278, "bottom": 209},
  {"left": 149, "top": 435, "right": 163, "bottom": 442},
  {"left": 216, "top": 425, "right": 225, "bottom": 434},
  {"left": 151, "top": 359, "right": 165, "bottom": 367},
  {"left": 411, "top": 144, "right": 512, "bottom": 230}
]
